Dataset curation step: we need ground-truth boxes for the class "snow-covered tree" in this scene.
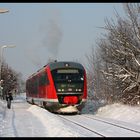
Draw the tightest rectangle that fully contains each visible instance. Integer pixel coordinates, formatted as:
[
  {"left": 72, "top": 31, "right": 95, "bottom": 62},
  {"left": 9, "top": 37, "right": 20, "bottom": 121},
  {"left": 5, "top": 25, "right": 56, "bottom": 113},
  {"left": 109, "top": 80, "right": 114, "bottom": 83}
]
[
  {"left": 87, "top": 3, "right": 140, "bottom": 105},
  {"left": 1, "top": 60, "right": 23, "bottom": 99}
]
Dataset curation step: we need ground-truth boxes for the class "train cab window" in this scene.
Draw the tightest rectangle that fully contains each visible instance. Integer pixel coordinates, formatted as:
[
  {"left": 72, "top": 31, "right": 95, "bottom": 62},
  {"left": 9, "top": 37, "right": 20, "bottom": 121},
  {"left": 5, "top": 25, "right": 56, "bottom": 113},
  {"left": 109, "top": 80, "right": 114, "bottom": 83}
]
[{"left": 51, "top": 68, "right": 84, "bottom": 93}]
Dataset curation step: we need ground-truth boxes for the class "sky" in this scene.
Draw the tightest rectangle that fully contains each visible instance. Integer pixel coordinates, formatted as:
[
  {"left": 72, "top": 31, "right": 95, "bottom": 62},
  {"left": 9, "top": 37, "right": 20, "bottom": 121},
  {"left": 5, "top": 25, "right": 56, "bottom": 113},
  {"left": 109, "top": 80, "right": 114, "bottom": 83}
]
[
  {"left": 0, "top": 93, "right": 140, "bottom": 137},
  {"left": 0, "top": 3, "right": 126, "bottom": 80}
]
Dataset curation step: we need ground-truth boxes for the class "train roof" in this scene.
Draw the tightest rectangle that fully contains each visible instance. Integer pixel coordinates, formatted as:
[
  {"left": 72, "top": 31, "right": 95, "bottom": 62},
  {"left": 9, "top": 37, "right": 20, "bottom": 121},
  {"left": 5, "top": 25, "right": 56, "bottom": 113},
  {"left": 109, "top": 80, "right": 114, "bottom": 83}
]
[
  {"left": 47, "top": 61, "right": 84, "bottom": 71},
  {"left": 27, "top": 61, "right": 84, "bottom": 80}
]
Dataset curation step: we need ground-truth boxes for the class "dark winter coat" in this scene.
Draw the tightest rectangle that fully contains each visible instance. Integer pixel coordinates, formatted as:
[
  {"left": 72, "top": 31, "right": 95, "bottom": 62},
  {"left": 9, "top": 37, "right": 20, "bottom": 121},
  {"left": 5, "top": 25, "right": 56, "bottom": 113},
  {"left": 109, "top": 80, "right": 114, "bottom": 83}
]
[{"left": 6, "top": 93, "right": 13, "bottom": 101}]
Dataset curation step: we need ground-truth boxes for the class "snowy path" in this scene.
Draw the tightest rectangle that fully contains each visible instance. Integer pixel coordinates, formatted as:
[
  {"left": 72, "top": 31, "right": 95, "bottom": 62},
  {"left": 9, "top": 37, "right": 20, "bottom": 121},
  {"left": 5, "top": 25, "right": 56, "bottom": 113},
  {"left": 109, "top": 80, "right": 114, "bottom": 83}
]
[{"left": 0, "top": 100, "right": 48, "bottom": 137}]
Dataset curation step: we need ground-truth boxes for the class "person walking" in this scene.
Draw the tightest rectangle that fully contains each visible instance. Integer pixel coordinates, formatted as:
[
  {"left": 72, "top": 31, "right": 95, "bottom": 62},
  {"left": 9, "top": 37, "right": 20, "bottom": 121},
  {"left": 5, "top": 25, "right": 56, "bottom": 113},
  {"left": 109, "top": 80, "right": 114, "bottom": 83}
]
[{"left": 6, "top": 90, "right": 13, "bottom": 109}]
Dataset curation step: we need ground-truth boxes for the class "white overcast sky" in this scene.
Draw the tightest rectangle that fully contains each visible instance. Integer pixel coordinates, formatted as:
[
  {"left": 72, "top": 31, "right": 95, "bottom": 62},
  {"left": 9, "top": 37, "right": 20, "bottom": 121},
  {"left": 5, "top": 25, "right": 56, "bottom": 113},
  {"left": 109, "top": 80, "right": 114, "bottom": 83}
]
[{"left": 0, "top": 3, "right": 125, "bottom": 80}]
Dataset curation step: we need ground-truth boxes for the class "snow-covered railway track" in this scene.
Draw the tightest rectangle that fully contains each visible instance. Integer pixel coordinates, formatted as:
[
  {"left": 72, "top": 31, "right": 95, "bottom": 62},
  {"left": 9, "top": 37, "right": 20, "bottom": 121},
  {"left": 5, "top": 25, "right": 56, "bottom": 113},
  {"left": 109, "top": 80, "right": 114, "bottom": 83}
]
[
  {"left": 57, "top": 115, "right": 105, "bottom": 137},
  {"left": 57, "top": 114, "right": 140, "bottom": 137},
  {"left": 82, "top": 114, "right": 140, "bottom": 134}
]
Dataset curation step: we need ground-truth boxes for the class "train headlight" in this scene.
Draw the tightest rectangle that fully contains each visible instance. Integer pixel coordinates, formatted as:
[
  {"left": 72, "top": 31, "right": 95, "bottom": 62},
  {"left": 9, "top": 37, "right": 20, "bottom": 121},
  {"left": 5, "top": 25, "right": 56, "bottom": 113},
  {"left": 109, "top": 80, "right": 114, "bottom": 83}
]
[
  {"left": 58, "top": 89, "right": 61, "bottom": 92},
  {"left": 79, "top": 89, "right": 82, "bottom": 92},
  {"left": 76, "top": 89, "right": 81, "bottom": 91},
  {"left": 81, "top": 77, "right": 84, "bottom": 80}
]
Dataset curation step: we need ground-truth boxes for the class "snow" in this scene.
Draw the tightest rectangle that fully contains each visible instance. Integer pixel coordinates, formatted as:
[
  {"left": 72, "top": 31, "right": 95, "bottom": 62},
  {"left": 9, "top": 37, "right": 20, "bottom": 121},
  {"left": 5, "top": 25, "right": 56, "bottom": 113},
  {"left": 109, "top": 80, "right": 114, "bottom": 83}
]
[
  {"left": 81, "top": 99, "right": 140, "bottom": 126},
  {"left": 0, "top": 93, "right": 140, "bottom": 137},
  {"left": 94, "top": 103, "right": 140, "bottom": 125},
  {"left": 27, "top": 105, "right": 82, "bottom": 137}
]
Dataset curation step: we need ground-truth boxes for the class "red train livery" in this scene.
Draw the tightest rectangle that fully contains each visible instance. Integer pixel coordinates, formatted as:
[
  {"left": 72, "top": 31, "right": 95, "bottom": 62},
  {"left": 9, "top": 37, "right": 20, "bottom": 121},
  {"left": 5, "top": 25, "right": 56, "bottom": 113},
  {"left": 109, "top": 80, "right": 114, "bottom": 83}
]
[{"left": 26, "top": 61, "right": 87, "bottom": 114}]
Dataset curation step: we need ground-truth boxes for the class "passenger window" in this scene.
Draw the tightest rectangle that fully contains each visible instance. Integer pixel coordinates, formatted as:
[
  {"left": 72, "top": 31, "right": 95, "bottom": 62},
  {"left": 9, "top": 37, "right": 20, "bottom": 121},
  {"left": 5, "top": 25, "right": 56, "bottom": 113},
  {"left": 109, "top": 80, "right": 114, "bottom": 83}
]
[{"left": 39, "top": 72, "right": 49, "bottom": 86}]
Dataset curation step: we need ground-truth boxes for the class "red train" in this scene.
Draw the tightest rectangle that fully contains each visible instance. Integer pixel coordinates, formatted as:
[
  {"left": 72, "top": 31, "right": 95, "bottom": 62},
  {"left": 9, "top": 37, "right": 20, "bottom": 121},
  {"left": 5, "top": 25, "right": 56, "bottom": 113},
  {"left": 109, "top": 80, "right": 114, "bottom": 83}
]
[{"left": 26, "top": 61, "right": 87, "bottom": 114}]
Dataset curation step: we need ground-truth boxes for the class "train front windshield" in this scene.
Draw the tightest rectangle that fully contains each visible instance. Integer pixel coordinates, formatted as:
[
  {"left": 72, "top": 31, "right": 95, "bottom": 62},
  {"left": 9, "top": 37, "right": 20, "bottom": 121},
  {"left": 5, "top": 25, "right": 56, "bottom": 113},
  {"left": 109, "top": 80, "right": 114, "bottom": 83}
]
[{"left": 51, "top": 69, "right": 84, "bottom": 93}]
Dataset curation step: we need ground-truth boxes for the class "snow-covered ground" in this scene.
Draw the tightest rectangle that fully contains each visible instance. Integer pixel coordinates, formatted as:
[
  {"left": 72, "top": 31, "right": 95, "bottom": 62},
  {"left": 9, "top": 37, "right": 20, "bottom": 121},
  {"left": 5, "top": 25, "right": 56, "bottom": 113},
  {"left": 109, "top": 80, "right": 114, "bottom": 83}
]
[
  {"left": 82, "top": 99, "right": 140, "bottom": 126},
  {"left": 0, "top": 93, "right": 140, "bottom": 137}
]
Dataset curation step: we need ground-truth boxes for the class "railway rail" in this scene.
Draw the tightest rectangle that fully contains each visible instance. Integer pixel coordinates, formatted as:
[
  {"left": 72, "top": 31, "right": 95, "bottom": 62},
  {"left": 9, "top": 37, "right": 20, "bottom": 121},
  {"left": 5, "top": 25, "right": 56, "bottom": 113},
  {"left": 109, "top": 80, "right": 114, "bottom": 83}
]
[
  {"left": 83, "top": 114, "right": 140, "bottom": 134},
  {"left": 56, "top": 113, "right": 140, "bottom": 137}
]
